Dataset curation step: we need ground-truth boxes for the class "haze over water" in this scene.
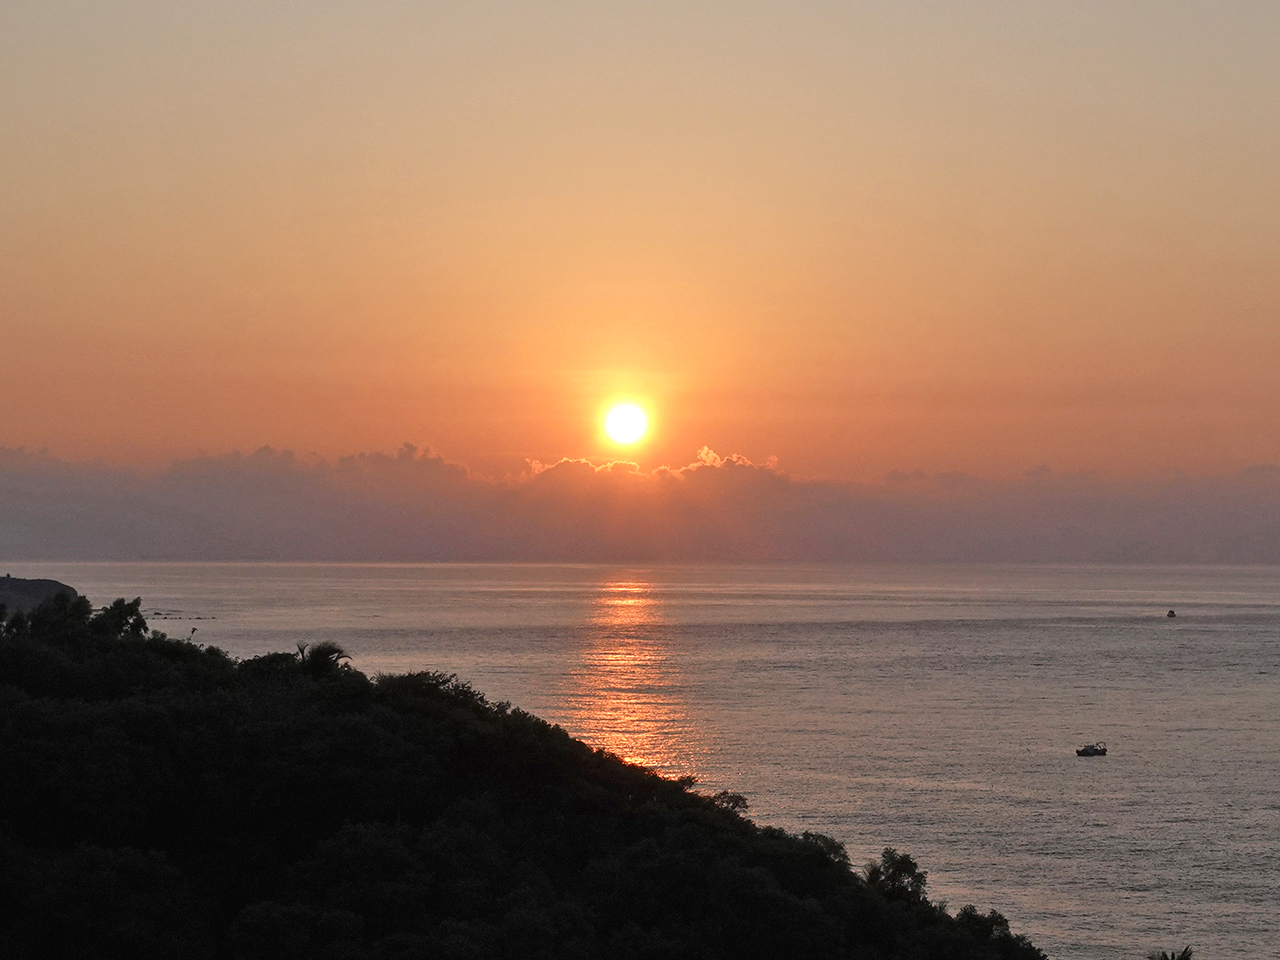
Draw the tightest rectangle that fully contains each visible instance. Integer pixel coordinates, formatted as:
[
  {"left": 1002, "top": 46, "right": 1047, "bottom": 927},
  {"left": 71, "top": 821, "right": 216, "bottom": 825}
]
[{"left": 12, "top": 561, "right": 1278, "bottom": 959}]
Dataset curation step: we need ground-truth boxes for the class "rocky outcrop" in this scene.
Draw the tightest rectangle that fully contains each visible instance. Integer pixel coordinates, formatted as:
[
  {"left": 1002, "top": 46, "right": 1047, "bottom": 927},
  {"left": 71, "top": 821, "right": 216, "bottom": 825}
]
[{"left": 0, "top": 575, "right": 79, "bottom": 614}]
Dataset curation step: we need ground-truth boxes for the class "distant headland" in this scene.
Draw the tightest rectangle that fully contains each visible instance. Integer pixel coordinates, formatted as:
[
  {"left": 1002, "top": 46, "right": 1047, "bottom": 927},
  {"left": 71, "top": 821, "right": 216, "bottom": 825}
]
[{"left": 0, "top": 574, "right": 78, "bottom": 614}]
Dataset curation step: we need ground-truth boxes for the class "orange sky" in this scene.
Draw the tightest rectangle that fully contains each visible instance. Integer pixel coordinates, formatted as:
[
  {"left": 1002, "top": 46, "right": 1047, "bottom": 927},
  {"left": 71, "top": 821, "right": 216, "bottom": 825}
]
[{"left": 3, "top": 2, "right": 1278, "bottom": 480}]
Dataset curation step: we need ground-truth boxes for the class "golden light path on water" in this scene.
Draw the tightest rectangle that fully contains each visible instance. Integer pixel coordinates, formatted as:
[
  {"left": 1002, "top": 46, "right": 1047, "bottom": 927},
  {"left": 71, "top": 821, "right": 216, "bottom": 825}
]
[{"left": 559, "top": 578, "right": 706, "bottom": 779}]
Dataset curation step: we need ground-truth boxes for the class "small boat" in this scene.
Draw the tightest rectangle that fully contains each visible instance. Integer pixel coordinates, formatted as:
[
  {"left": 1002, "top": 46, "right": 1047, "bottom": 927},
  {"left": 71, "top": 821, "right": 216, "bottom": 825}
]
[{"left": 1076, "top": 742, "right": 1107, "bottom": 757}]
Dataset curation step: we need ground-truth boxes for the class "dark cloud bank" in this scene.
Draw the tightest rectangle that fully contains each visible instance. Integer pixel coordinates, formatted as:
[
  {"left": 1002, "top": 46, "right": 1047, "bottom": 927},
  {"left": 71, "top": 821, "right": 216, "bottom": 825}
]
[{"left": 3, "top": 444, "right": 1280, "bottom": 563}]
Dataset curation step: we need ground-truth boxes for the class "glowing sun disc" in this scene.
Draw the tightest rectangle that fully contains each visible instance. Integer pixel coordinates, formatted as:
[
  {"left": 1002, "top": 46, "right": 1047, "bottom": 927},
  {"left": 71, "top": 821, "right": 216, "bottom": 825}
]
[{"left": 605, "top": 404, "right": 648, "bottom": 444}]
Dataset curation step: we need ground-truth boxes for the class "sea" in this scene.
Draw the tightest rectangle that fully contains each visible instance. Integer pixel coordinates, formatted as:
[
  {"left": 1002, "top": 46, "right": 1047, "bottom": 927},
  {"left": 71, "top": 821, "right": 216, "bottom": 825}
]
[{"left": 8, "top": 562, "right": 1278, "bottom": 959}]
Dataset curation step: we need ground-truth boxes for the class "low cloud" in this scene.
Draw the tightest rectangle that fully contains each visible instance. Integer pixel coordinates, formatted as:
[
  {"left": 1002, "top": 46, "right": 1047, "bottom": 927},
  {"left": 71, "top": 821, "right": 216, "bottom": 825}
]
[{"left": 2, "top": 444, "right": 1280, "bottom": 562}]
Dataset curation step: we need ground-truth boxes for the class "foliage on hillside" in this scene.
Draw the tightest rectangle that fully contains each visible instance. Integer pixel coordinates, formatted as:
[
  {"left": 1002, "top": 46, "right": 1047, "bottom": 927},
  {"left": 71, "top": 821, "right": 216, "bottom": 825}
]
[{"left": 0, "top": 594, "right": 1045, "bottom": 959}]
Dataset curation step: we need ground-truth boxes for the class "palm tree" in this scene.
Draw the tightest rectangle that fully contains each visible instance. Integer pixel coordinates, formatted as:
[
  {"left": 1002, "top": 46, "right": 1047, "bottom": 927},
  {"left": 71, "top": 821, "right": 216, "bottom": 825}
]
[{"left": 294, "top": 641, "right": 351, "bottom": 679}]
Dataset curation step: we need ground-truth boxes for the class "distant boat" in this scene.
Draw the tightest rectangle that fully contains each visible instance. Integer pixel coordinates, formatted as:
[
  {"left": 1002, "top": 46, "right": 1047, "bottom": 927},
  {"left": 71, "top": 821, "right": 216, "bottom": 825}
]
[
  {"left": 1076, "top": 742, "right": 1107, "bottom": 757},
  {"left": 1167, "top": 610, "right": 1177, "bottom": 618}
]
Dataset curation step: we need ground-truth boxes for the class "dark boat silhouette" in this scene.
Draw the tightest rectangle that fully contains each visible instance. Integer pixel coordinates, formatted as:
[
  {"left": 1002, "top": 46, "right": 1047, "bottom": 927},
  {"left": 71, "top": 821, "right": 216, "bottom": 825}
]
[{"left": 1076, "top": 742, "right": 1107, "bottom": 757}]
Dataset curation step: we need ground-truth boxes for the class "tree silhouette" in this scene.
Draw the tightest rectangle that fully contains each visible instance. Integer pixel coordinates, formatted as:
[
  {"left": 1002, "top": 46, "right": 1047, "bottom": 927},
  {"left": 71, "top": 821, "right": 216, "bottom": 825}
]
[
  {"left": 866, "top": 847, "right": 929, "bottom": 904},
  {"left": 294, "top": 640, "right": 351, "bottom": 679},
  {"left": 89, "top": 597, "right": 148, "bottom": 640}
]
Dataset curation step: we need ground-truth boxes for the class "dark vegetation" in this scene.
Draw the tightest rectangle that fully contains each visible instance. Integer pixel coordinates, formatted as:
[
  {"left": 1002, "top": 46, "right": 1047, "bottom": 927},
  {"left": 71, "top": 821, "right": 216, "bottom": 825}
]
[{"left": 0, "top": 593, "right": 1046, "bottom": 960}]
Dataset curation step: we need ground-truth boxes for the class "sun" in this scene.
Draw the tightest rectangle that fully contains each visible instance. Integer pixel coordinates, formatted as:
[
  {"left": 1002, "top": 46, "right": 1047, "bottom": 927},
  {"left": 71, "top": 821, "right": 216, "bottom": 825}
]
[{"left": 605, "top": 404, "right": 648, "bottom": 445}]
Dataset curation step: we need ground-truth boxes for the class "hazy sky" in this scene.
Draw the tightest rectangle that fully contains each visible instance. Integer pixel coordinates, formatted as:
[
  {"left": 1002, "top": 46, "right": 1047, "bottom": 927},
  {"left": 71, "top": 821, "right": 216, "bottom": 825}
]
[{"left": 3, "top": 1, "right": 1277, "bottom": 479}]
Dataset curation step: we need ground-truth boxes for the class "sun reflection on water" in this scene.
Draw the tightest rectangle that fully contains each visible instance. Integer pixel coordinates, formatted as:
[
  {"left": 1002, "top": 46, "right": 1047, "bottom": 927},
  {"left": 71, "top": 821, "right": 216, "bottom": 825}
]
[{"left": 560, "top": 578, "right": 705, "bottom": 779}]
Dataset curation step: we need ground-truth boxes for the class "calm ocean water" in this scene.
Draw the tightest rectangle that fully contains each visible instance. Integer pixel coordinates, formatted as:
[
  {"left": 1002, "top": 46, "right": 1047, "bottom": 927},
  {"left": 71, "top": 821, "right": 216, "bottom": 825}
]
[{"left": 9, "top": 562, "right": 1278, "bottom": 959}]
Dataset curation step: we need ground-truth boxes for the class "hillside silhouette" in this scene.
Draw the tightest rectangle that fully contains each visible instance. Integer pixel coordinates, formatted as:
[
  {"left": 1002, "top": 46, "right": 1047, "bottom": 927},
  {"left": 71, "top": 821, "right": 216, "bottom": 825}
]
[
  {"left": 0, "top": 593, "right": 1045, "bottom": 959},
  {"left": 0, "top": 574, "right": 78, "bottom": 615}
]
